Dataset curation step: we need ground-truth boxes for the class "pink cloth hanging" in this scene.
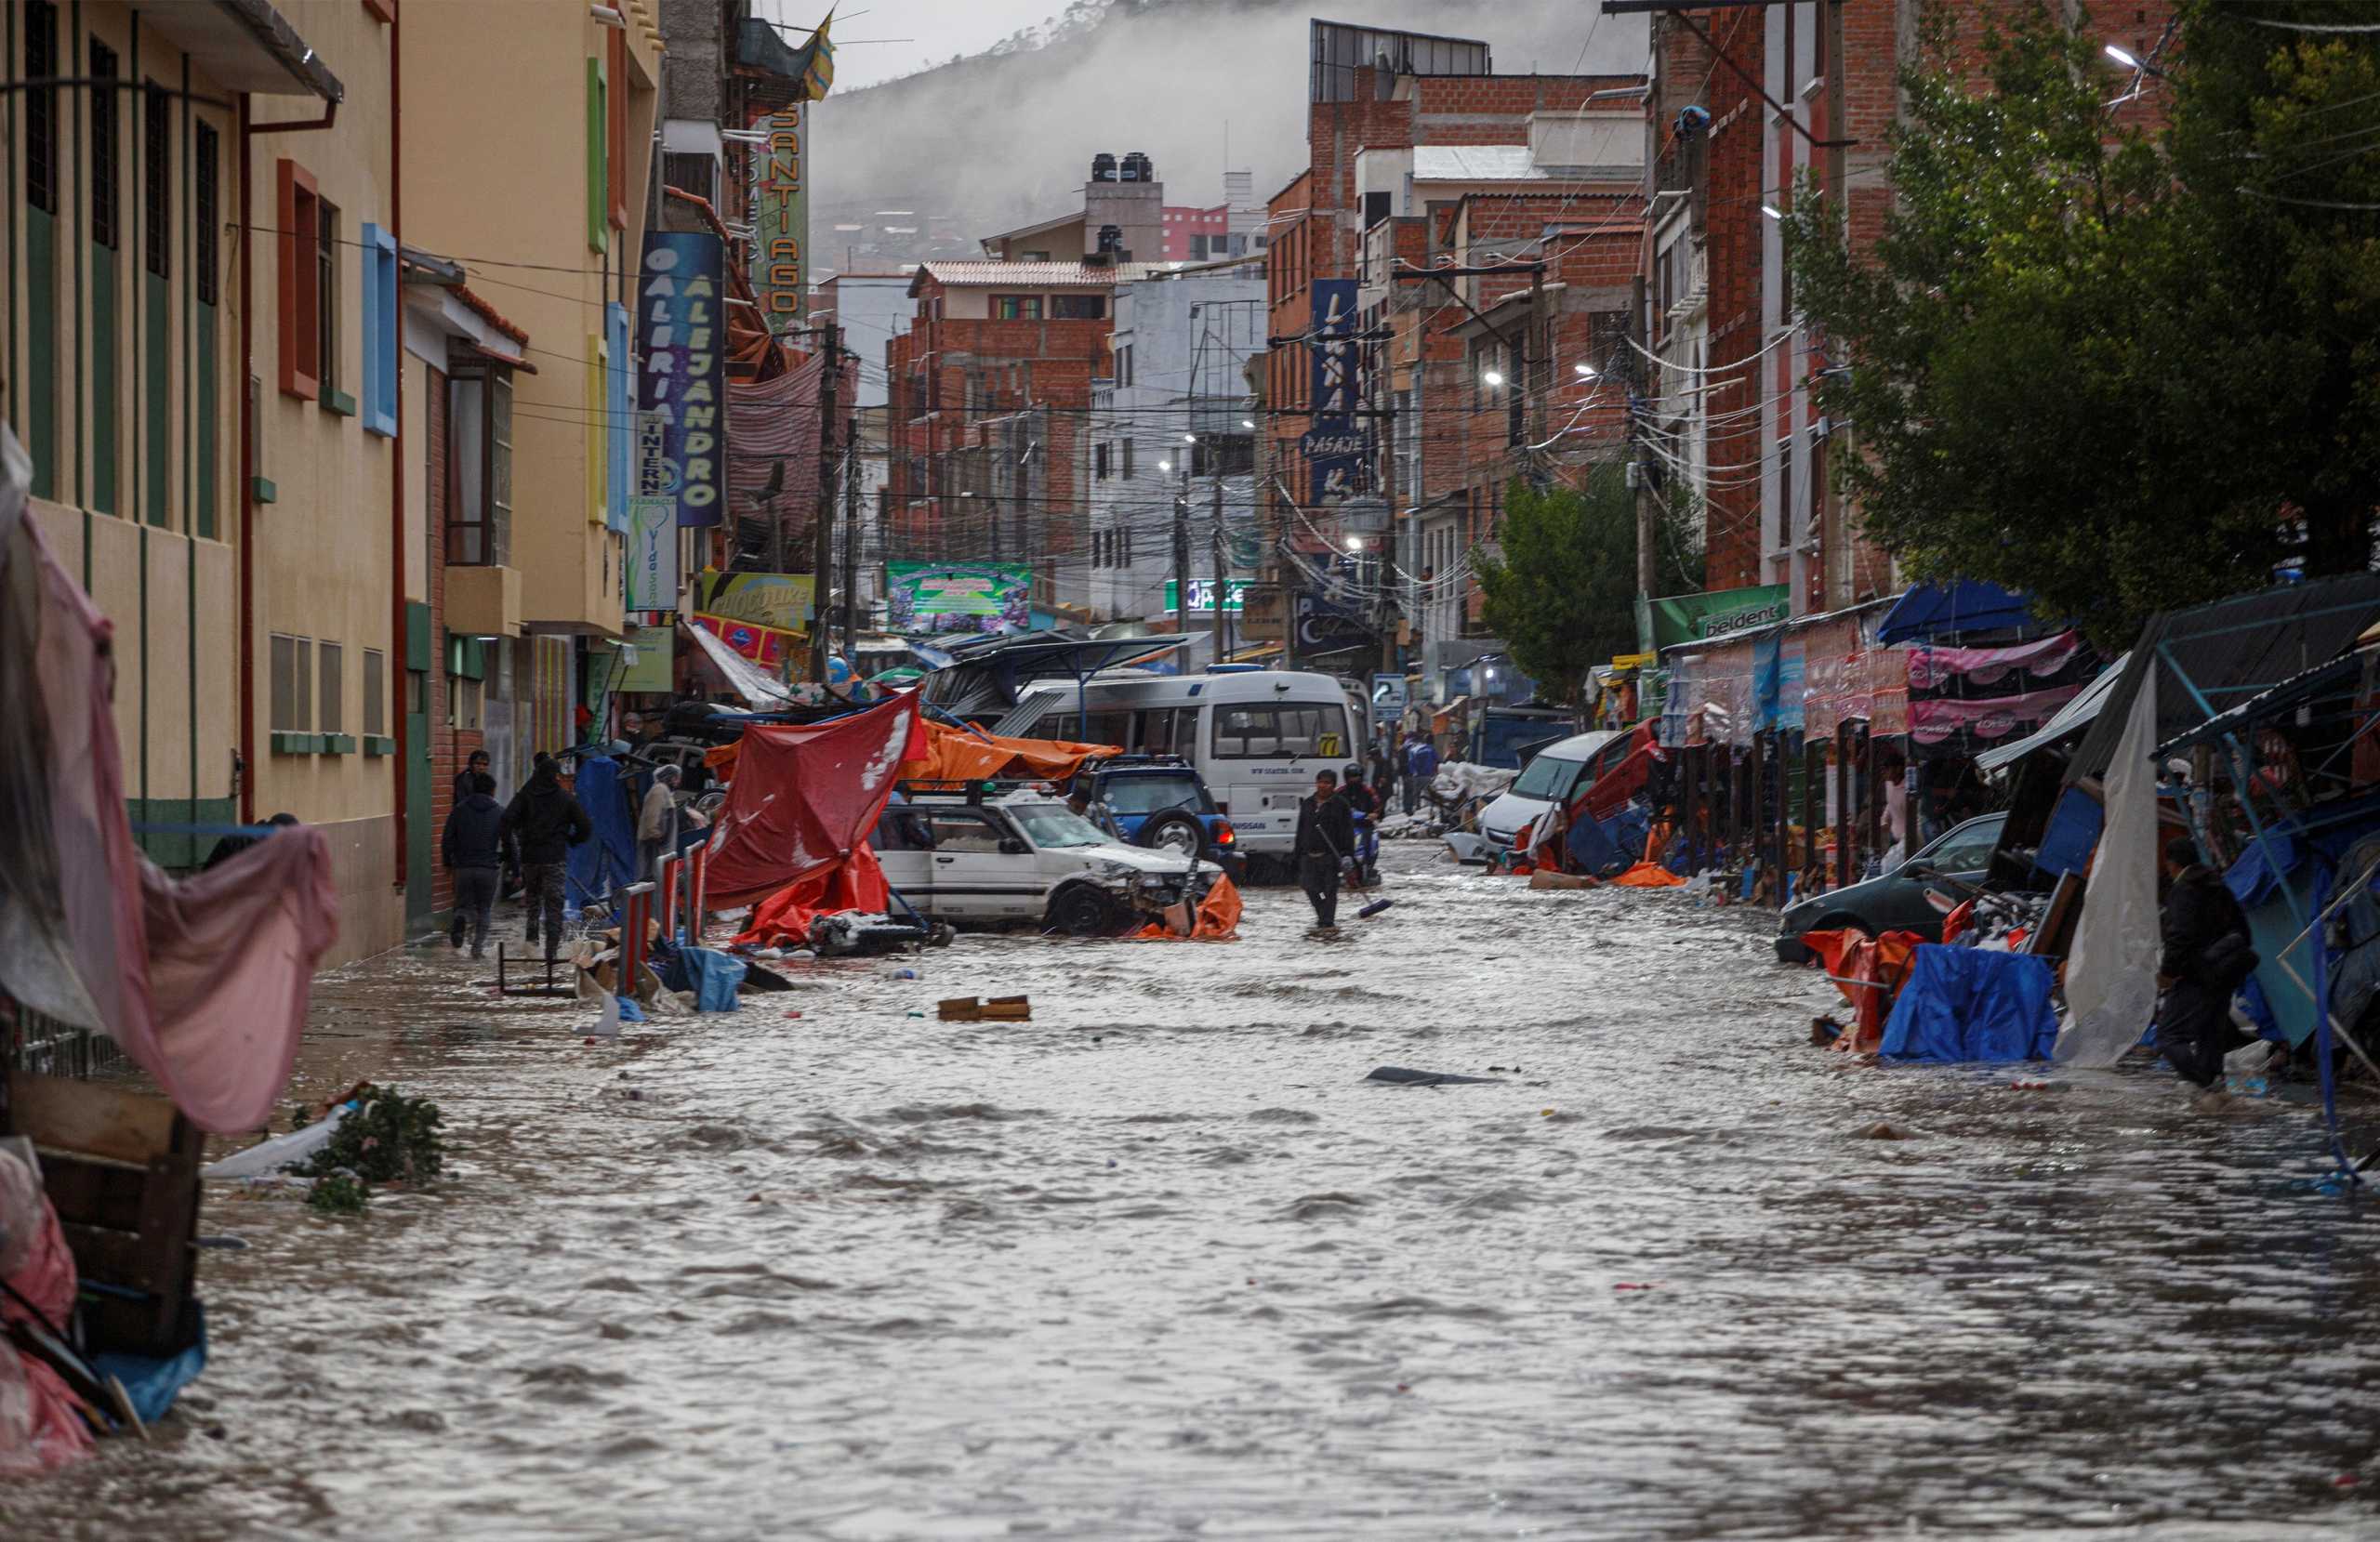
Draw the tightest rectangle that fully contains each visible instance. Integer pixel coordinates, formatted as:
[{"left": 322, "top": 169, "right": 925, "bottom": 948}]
[{"left": 2, "top": 468, "right": 337, "bottom": 1134}]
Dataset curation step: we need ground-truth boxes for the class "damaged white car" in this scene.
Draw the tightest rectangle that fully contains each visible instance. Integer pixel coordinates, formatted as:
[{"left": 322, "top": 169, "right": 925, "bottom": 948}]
[{"left": 869, "top": 792, "right": 1222, "bottom": 936}]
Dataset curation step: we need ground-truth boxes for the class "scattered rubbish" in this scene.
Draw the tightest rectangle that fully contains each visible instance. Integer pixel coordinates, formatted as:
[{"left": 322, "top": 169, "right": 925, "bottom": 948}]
[
  {"left": 1486, "top": 1066, "right": 1522, "bottom": 1074},
  {"left": 1540, "top": 1108, "right": 1556, "bottom": 1117},
  {"left": 1613, "top": 1284, "right": 1658, "bottom": 1292},
  {"left": 1356, "top": 899, "right": 1395, "bottom": 919},
  {"left": 905, "top": 1009, "right": 925, "bottom": 1019},
  {"left": 1366, "top": 1066, "right": 1502, "bottom": 1087},
  {"left": 1105, "top": 1158, "right": 1117, "bottom": 1168},
  {"left": 940, "top": 995, "right": 1031, "bottom": 1021},
  {"left": 1810, "top": 1016, "right": 1844, "bottom": 1046},
  {"left": 587, "top": 991, "right": 622, "bottom": 1040},
  {"left": 1527, "top": 870, "right": 1594, "bottom": 890},
  {"left": 205, "top": 1102, "right": 354, "bottom": 1180},
  {"left": 892, "top": 968, "right": 920, "bottom": 980},
  {"left": 288, "top": 1085, "right": 446, "bottom": 1215},
  {"left": 2009, "top": 1078, "right": 2059, "bottom": 1090},
  {"left": 625, "top": 1089, "right": 644, "bottom": 1101},
  {"left": 1854, "top": 1121, "right": 1910, "bottom": 1140},
  {"left": 784, "top": 1009, "right": 804, "bottom": 1020}
]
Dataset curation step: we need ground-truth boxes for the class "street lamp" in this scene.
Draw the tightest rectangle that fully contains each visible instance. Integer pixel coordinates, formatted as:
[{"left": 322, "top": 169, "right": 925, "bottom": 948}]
[
  {"left": 1760, "top": 204, "right": 1784, "bottom": 220},
  {"left": 1240, "top": 418, "right": 1256, "bottom": 429},
  {"left": 1182, "top": 433, "right": 1197, "bottom": 443},
  {"left": 2104, "top": 42, "right": 2140, "bottom": 69},
  {"left": 1158, "top": 459, "right": 1172, "bottom": 473},
  {"left": 1482, "top": 370, "right": 1505, "bottom": 388},
  {"left": 1574, "top": 362, "right": 1597, "bottom": 378},
  {"left": 1344, "top": 536, "right": 1363, "bottom": 552}
]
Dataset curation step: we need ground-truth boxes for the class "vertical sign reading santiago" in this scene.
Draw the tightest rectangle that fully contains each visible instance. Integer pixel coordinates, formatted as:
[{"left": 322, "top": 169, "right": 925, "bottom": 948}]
[
  {"left": 636, "top": 231, "right": 725, "bottom": 528},
  {"left": 750, "top": 101, "right": 806, "bottom": 333}
]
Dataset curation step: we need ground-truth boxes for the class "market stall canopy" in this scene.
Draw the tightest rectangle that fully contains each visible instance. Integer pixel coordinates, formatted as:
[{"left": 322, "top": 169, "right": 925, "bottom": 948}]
[
  {"left": 703, "top": 694, "right": 927, "bottom": 909},
  {"left": 1875, "top": 580, "right": 2037, "bottom": 645},
  {"left": 918, "top": 633, "right": 1192, "bottom": 718},
  {"left": 2067, "top": 573, "right": 2380, "bottom": 784},
  {"left": 1974, "top": 653, "right": 2130, "bottom": 773},
  {"left": 2152, "top": 646, "right": 2376, "bottom": 759}
]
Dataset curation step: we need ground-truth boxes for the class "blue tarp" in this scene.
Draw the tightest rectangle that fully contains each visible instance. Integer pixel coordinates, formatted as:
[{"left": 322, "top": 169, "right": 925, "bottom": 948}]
[
  {"left": 1875, "top": 581, "right": 2035, "bottom": 645},
  {"left": 88, "top": 1298, "right": 206, "bottom": 1425},
  {"left": 2034, "top": 785, "right": 2105, "bottom": 878},
  {"left": 1567, "top": 803, "right": 1651, "bottom": 877},
  {"left": 1879, "top": 945, "right": 2060, "bottom": 1063},
  {"left": 678, "top": 946, "right": 747, "bottom": 1011},
  {"left": 563, "top": 755, "right": 639, "bottom": 914}
]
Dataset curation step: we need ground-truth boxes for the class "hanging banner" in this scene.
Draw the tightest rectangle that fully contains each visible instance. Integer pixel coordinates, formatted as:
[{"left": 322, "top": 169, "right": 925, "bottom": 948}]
[
  {"left": 1307, "top": 278, "right": 1361, "bottom": 504},
  {"left": 626, "top": 494, "right": 680, "bottom": 613},
  {"left": 1635, "top": 584, "right": 1792, "bottom": 655},
  {"left": 749, "top": 101, "right": 807, "bottom": 334},
  {"left": 635, "top": 231, "right": 726, "bottom": 527},
  {"left": 886, "top": 561, "right": 1033, "bottom": 633},
  {"left": 694, "top": 571, "right": 814, "bottom": 633},
  {"left": 618, "top": 625, "right": 676, "bottom": 693},
  {"left": 694, "top": 612, "right": 799, "bottom": 668}
]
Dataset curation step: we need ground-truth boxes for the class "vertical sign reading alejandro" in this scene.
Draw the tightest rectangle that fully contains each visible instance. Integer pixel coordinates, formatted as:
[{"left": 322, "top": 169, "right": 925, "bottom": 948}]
[
  {"left": 636, "top": 231, "right": 725, "bottom": 528},
  {"left": 1302, "top": 279, "right": 1362, "bottom": 505}
]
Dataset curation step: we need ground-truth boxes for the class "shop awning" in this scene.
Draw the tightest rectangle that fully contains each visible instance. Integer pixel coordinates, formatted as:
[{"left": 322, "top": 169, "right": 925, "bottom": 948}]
[
  {"left": 2152, "top": 648, "right": 2373, "bottom": 759},
  {"left": 1974, "top": 653, "right": 2129, "bottom": 773},
  {"left": 1875, "top": 581, "right": 2035, "bottom": 645}
]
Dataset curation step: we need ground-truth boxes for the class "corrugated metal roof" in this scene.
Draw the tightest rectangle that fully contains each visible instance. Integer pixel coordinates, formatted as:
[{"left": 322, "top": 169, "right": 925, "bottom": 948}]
[
  {"left": 2067, "top": 573, "right": 2380, "bottom": 782},
  {"left": 919, "top": 261, "right": 1123, "bottom": 287}
]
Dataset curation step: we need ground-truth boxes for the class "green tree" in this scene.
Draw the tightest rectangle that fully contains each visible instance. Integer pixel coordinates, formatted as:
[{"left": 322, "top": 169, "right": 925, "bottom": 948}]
[
  {"left": 1473, "top": 468, "right": 1701, "bottom": 707},
  {"left": 1785, "top": 1, "right": 2380, "bottom": 645}
]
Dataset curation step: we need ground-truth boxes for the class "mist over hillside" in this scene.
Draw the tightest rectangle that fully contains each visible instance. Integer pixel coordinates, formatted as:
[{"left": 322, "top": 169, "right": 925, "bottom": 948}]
[{"left": 810, "top": 0, "right": 1649, "bottom": 266}]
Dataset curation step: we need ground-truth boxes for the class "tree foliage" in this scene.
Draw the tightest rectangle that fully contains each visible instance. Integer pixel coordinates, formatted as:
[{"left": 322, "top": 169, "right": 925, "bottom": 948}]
[
  {"left": 1473, "top": 468, "right": 1702, "bottom": 707},
  {"left": 1785, "top": 0, "right": 2380, "bottom": 645}
]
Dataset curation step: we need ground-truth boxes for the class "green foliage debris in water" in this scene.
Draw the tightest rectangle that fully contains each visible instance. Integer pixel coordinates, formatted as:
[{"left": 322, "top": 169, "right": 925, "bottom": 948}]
[{"left": 293, "top": 1084, "right": 446, "bottom": 1215}]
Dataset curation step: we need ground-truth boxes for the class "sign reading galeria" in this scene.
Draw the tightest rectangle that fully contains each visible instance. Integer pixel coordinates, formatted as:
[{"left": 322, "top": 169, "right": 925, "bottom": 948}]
[
  {"left": 635, "top": 231, "right": 726, "bottom": 527},
  {"left": 886, "top": 562, "right": 1033, "bottom": 634}
]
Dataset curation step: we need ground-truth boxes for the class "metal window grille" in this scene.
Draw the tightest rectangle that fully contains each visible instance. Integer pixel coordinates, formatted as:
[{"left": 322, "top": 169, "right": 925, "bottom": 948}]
[
  {"left": 196, "top": 124, "right": 219, "bottom": 305},
  {"left": 143, "top": 86, "right": 168, "bottom": 278},
  {"left": 89, "top": 41, "right": 119, "bottom": 248},
  {"left": 25, "top": 2, "right": 58, "bottom": 213}
]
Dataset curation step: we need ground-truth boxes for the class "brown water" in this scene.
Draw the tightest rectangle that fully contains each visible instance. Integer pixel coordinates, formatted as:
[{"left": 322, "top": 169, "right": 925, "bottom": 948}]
[{"left": 7, "top": 848, "right": 2380, "bottom": 1540}]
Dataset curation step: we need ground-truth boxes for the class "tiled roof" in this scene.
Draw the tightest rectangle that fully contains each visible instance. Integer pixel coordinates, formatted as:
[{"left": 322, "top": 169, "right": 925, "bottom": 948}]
[{"left": 451, "top": 283, "right": 530, "bottom": 345}]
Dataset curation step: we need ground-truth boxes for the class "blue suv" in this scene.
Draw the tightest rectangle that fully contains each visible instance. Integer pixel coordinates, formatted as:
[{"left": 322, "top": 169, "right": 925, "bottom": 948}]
[{"left": 1071, "top": 756, "right": 1239, "bottom": 876}]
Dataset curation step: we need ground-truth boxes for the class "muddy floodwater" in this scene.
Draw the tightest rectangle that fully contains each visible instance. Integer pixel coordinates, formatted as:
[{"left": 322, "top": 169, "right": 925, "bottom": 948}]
[{"left": 9, "top": 847, "right": 2380, "bottom": 1540}]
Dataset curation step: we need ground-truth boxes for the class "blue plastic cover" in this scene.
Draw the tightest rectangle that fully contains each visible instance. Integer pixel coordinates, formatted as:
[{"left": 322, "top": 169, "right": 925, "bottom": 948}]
[
  {"left": 2033, "top": 785, "right": 2105, "bottom": 877},
  {"left": 563, "top": 754, "right": 640, "bottom": 914},
  {"left": 680, "top": 946, "right": 747, "bottom": 1012},
  {"left": 1879, "top": 945, "right": 2059, "bottom": 1063},
  {"left": 89, "top": 1298, "right": 207, "bottom": 1425},
  {"left": 1875, "top": 581, "right": 2036, "bottom": 644}
]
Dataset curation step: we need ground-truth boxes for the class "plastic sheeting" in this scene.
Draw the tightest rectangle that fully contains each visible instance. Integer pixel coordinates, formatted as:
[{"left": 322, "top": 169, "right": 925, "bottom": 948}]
[
  {"left": 704, "top": 693, "right": 925, "bottom": 908},
  {"left": 564, "top": 754, "right": 639, "bottom": 913},
  {"left": 1880, "top": 946, "right": 2060, "bottom": 1063},
  {"left": 734, "top": 844, "right": 892, "bottom": 947},
  {"left": 896, "top": 718, "right": 1119, "bottom": 785},
  {"left": 0, "top": 1149, "right": 90, "bottom": 1473},
  {"left": 0, "top": 432, "right": 338, "bottom": 1133},
  {"left": 2056, "top": 672, "right": 2162, "bottom": 1065}
]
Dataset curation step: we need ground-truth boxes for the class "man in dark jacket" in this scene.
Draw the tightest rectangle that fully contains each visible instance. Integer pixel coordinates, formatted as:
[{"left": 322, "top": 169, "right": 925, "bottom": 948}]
[
  {"left": 454, "top": 748, "right": 492, "bottom": 803},
  {"left": 1292, "top": 769, "right": 1355, "bottom": 929},
  {"left": 1403, "top": 734, "right": 1439, "bottom": 815},
  {"left": 500, "top": 757, "right": 593, "bottom": 962},
  {"left": 2157, "top": 836, "right": 2254, "bottom": 1090},
  {"left": 443, "top": 771, "right": 514, "bottom": 958}
]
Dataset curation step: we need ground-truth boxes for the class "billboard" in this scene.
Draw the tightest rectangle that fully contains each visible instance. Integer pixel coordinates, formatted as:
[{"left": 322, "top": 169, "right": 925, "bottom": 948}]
[
  {"left": 634, "top": 231, "right": 726, "bottom": 527},
  {"left": 1634, "top": 583, "right": 1793, "bottom": 655},
  {"left": 1163, "top": 578, "right": 1252, "bottom": 613},
  {"left": 618, "top": 625, "right": 676, "bottom": 693},
  {"left": 886, "top": 561, "right": 1033, "bottom": 634},
  {"left": 750, "top": 101, "right": 807, "bottom": 334},
  {"left": 694, "top": 571, "right": 815, "bottom": 633},
  {"left": 626, "top": 494, "right": 680, "bottom": 613},
  {"left": 1307, "top": 278, "right": 1362, "bottom": 504},
  {"left": 694, "top": 613, "right": 799, "bottom": 668}
]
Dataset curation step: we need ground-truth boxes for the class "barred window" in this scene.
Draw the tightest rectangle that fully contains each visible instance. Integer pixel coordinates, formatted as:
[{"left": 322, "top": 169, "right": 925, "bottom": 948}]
[
  {"left": 25, "top": 2, "right": 58, "bottom": 213},
  {"left": 195, "top": 123, "right": 220, "bottom": 305},
  {"left": 143, "top": 85, "right": 169, "bottom": 278},
  {"left": 90, "top": 40, "right": 119, "bottom": 248}
]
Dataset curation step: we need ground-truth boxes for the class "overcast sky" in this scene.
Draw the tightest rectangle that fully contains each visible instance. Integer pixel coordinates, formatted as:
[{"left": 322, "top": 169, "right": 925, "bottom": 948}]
[{"left": 760, "top": 0, "right": 1061, "bottom": 92}]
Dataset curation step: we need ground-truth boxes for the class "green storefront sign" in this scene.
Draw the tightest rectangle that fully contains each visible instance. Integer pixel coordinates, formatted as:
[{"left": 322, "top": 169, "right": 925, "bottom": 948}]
[{"left": 1635, "top": 583, "right": 1793, "bottom": 655}]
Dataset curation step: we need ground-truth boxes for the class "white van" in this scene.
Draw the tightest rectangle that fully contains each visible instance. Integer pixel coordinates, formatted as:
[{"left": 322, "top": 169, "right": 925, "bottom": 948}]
[
  {"left": 1476, "top": 730, "right": 1627, "bottom": 854},
  {"left": 992, "top": 668, "right": 1366, "bottom": 864}
]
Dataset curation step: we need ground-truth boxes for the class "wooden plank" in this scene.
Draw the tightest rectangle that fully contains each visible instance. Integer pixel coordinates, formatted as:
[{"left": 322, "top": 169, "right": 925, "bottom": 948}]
[
  {"left": 3, "top": 1071, "right": 178, "bottom": 1167},
  {"left": 37, "top": 1153, "right": 151, "bottom": 1233},
  {"left": 58, "top": 1222, "right": 164, "bottom": 1296}
]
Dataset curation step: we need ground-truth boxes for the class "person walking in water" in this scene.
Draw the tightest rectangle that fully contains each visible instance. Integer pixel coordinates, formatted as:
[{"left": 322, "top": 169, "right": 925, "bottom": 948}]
[
  {"left": 2157, "top": 835, "right": 2256, "bottom": 1099},
  {"left": 637, "top": 763, "right": 682, "bottom": 883},
  {"left": 500, "top": 755, "right": 592, "bottom": 963},
  {"left": 443, "top": 771, "right": 514, "bottom": 958},
  {"left": 1403, "top": 731, "right": 1439, "bottom": 816},
  {"left": 1293, "top": 768, "right": 1355, "bottom": 929}
]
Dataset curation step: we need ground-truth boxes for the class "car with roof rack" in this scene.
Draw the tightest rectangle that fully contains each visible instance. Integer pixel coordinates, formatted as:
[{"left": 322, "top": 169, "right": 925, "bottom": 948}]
[
  {"left": 1067, "top": 754, "right": 1240, "bottom": 876},
  {"left": 869, "top": 779, "right": 1223, "bottom": 936}
]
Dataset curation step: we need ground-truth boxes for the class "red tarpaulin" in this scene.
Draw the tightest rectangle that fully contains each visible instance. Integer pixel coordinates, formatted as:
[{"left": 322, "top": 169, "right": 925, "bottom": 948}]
[
  {"left": 703, "top": 693, "right": 926, "bottom": 908},
  {"left": 734, "top": 844, "right": 892, "bottom": 948}
]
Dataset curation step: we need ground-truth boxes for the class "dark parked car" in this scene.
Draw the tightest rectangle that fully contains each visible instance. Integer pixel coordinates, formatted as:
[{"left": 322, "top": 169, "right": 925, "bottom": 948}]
[{"left": 1775, "top": 812, "right": 2007, "bottom": 963}]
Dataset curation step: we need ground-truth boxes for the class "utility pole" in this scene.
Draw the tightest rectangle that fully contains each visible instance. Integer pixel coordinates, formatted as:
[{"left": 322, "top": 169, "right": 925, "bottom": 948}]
[
  {"left": 841, "top": 411, "right": 862, "bottom": 656},
  {"left": 1172, "top": 451, "right": 1192, "bottom": 639},
  {"left": 1630, "top": 271, "right": 1655, "bottom": 599},
  {"left": 809, "top": 328, "right": 840, "bottom": 683},
  {"left": 1527, "top": 264, "right": 1551, "bottom": 481},
  {"left": 1210, "top": 471, "right": 1228, "bottom": 660}
]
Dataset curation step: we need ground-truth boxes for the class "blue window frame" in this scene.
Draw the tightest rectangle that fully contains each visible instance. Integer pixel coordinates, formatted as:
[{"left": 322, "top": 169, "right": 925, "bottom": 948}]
[
  {"left": 362, "top": 221, "right": 399, "bottom": 438},
  {"left": 606, "top": 299, "right": 632, "bottom": 532}
]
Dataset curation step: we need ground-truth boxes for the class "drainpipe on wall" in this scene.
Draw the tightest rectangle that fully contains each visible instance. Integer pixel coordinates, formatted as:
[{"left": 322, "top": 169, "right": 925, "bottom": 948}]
[
  {"left": 238, "top": 94, "right": 339, "bottom": 825},
  {"left": 387, "top": 7, "right": 407, "bottom": 900}
]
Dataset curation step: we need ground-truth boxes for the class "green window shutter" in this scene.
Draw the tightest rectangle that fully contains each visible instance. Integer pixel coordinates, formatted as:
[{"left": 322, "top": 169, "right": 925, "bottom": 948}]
[
  {"left": 587, "top": 58, "right": 608, "bottom": 255},
  {"left": 405, "top": 600, "right": 433, "bottom": 673}
]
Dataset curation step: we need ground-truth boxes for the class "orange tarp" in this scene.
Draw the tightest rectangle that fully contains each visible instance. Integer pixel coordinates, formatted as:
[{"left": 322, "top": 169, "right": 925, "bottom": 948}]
[
  {"left": 1802, "top": 927, "right": 1923, "bottom": 1053},
  {"left": 1132, "top": 876, "right": 1244, "bottom": 942},
  {"left": 734, "top": 844, "right": 892, "bottom": 948},
  {"left": 895, "top": 718, "right": 1119, "bottom": 785},
  {"left": 1609, "top": 862, "right": 1686, "bottom": 888}
]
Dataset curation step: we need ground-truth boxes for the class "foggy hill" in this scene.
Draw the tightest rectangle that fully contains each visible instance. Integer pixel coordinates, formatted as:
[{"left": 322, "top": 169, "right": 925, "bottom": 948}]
[{"left": 809, "top": 0, "right": 1649, "bottom": 270}]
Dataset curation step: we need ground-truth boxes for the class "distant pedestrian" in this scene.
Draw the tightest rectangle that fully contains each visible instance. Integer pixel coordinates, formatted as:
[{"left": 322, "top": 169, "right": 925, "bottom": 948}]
[
  {"left": 202, "top": 811, "right": 298, "bottom": 871},
  {"left": 443, "top": 771, "right": 513, "bottom": 958},
  {"left": 1293, "top": 769, "right": 1355, "bottom": 929},
  {"left": 2157, "top": 836, "right": 2256, "bottom": 1097},
  {"left": 1369, "top": 745, "right": 1396, "bottom": 811},
  {"left": 1402, "top": 733, "right": 1439, "bottom": 815},
  {"left": 637, "top": 764, "right": 683, "bottom": 882},
  {"left": 501, "top": 756, "right": 593, "bottom": 963},
  {"left": 453, "top": 748, "right": 491, "bottom": 803}
]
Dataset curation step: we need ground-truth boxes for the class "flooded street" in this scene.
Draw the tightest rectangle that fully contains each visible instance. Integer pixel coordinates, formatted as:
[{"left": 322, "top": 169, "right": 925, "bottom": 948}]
[{"left": 10, "top": 847, "right": 2380, "bottom": 1540}]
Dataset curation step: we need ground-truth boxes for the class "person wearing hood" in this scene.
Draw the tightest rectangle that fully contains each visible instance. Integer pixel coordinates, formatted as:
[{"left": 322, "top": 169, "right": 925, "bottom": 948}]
[
  {"left": 637, "top": 763, "right": 683, "bottom": 882},
  {"left": 443, "top": 771, "right": 515, "bottom": 958},
  {"left": 501, "top": 757, "right": 593, "bottom": 962}
]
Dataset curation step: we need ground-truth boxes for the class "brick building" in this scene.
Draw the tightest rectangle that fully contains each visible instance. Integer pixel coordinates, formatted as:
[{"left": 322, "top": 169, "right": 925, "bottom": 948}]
[
  {"left": 1646, "top": 0, "right": 2178, "bottom": 615},
  {"left": 883, "top": 262, "right": 1127, "bottom": 601}
]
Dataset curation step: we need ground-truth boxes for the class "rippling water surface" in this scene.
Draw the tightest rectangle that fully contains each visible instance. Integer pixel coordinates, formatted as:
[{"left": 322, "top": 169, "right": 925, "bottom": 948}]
[{"left": 8, "top": 848, "right": 2380, "bottom": 1540}]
